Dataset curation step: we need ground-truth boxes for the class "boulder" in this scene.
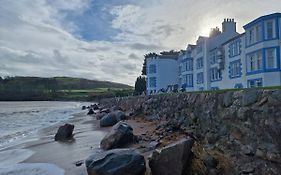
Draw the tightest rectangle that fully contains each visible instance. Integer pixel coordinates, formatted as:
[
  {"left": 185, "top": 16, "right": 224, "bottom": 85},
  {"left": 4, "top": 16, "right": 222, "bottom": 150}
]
[
  {"left": 54, "top": 124, "right": 74, "bottom": 141},
  {"left": 100, "top": 111, "right": 127, "bottom": 127},
  {"left": 242, "top": 90, "right": 259, "bottom": 106},
  {"left": 114, "top": 110, "right": 127, "bottom": 120},
  {"left": 91, "top": 104, "right": 99, "bottom": 110},
  {"left": 82, "top": 106, "right": 87, "bottom": 110},
  {"left": 100, "top": 113, "right": 118, "bottom": 127},
  {"left": 223, "top": 91, "right": 234, "bottom": 107},
  {"left": 149, "top": 138, "right": 194, "bottom": 175},
  {"left": 87, "top": 109, "right": 95, "bottom": 115},
  {"left": 85, "top": 149, "right": 146, "bottom": 175},
  {"left": 101, "top": 122, "right": 134, "bottom": 150}
]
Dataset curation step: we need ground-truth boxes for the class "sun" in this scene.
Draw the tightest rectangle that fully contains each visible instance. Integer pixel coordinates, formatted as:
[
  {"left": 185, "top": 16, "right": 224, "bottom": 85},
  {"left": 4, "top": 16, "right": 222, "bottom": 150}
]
[{"left": 198, "top": 19, "right": 220, "bottom": 37}]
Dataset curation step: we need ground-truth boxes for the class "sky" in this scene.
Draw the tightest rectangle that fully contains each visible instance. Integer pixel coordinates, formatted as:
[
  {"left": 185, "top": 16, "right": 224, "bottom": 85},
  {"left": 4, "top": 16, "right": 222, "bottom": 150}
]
[{"left": 0, "top": 0, "right": 280, "bottom": 85}]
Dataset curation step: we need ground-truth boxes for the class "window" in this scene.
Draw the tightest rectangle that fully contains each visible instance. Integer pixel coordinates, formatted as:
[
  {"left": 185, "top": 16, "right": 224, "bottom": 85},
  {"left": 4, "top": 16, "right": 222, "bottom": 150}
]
[
  {"left": 248, "top": 28, "right": 254, "bottom": 45},
  {"left": 149, "top": 77, "right": 156, "bottom": 88},
  {"left": 210, "top": 68, "right": 221, "bottom": 81},
  {"left": 197, "top": 43, "right": 203, "bottom": 54},
  {"left": 197, "top": 72, "right": 204, "bottom": 84},
  {"left": 265, "top": 20, "right": 275, "bottom": 39},
  {"left": 266, "top": 48, "right": 276, "bottom": 69},
  {"left": 197, "top": 57, "right": 203, "bottom": 69},
  {"left": 250, "top": 56, "right": 254, "bottom": 71},
  {"left": 183, "top": 74, "right": 193, "bottom": 87},
  {"left": 229, "top": 40, "right": 241, "bottom": 57},
  {"left": 181, "top": 62, "right": 186, "bottom": 72},
  {"left": 229, "top": 60, "right": 242, "bottom": 78},
  {"left": 257, "top": 52, "right": 262, "bottom": 70},
  {"left": 210, "top": 51, "right": 216, "bottom": 64},
  {"left": 248, "top": 79, "right": 263, "bottom": 88},
  {"left": 255, "top": 24, "right": 262, "bottom": 42},
  {"left": 247, "top": 24, "right": 261, "bottom": 45},
  {"left": 247, "top": 50, "right": 263, "bottom": 73},
  {"left": 149, "top": 65, "right": 156, "bottom": 74},
  {"left": 181, "top": 58, "right": 193, "bottom": 72},
  {"left": 186, "top": 59, "right": 193, "bottom": 71}
]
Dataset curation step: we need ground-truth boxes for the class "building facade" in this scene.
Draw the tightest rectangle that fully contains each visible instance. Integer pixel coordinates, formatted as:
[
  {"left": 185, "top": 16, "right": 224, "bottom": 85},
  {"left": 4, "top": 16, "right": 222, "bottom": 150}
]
[
  {"left": 145, "top": 13, "right": 281, "bottom": 95},
  {"left": 146, "top": 52, "right": 179, "bottom": 94}
]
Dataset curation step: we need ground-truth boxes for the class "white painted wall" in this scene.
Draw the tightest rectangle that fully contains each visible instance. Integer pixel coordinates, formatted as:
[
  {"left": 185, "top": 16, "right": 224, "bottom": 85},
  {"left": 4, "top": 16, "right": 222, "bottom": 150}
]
[
  {"left": 146, "top": 13, "right": 281, "bottom": 94},
  {"left": 146, "top": 57, "right": 178, "bottom": 94}
]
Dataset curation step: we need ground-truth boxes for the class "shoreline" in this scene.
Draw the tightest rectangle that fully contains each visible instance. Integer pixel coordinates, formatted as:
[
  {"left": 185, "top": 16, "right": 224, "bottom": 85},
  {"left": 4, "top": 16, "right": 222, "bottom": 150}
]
[
  {"left": 0, "top": 106, "right": 171, "bottom": 175},
  {"left": 0, "top": 110, "right": 109, "bottom": 175}
]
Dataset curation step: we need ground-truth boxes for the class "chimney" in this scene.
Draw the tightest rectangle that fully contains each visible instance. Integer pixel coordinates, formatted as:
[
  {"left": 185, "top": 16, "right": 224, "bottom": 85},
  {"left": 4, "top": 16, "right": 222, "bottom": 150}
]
[{"left": 222, "top": 18, "right": 236, "bottom": 33}]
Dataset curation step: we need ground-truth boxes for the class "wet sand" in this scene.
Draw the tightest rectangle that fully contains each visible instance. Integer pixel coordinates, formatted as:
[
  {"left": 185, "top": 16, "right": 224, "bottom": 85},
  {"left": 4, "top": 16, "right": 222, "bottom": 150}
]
[
  {"left": 24, "top": 112, "right": 110, "bottom": 175},
  {"left": 0, "top": 111, "right": 109, "bottom": 175},
  {"left": 0, "top": 111, "right": 166, "bottom": 175}
]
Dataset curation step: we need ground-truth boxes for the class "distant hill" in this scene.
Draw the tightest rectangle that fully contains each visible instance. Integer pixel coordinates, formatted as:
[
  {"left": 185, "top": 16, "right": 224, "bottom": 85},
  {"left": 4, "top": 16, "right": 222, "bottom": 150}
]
[{"left": 0, "top": 76, "right": 132, "bottom": 101}]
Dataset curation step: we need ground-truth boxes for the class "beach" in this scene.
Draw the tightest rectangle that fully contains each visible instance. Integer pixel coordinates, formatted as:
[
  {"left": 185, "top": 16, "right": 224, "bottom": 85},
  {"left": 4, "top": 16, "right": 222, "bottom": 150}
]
[
  {"left": 0, "top": 103, "right": 160, "bottom": 175},
  {"left": 0, "top": 102, "right": 108, "bottom": 175}
]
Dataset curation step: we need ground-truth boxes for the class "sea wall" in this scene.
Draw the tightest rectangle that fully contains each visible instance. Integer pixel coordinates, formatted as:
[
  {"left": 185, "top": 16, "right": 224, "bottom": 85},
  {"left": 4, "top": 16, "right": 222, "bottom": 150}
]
[{"left": 100, "top": 89, "right": 281, "bottom": 174}]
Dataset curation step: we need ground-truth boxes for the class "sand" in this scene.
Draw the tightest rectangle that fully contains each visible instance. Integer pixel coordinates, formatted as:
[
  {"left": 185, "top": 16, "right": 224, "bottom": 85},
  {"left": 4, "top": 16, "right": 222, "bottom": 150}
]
[
  {"left": 0, "top": 111, "right": 165, "bottom": 175},
  {"left": 0, "top": 112, "right": 109, "bottom": 175}
]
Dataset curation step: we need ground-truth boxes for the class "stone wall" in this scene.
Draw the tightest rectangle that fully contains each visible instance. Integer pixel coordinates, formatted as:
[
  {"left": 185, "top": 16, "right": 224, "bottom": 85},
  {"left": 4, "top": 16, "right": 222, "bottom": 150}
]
[{"left": 100, "top": 89, "right": 281, "bottom": 174}]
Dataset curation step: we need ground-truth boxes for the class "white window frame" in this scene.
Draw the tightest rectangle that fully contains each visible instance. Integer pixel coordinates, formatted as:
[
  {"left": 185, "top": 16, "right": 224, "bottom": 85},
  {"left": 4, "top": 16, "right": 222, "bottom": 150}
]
[{"left": 266, "top": 48, "right": 277, "bottom": 69}]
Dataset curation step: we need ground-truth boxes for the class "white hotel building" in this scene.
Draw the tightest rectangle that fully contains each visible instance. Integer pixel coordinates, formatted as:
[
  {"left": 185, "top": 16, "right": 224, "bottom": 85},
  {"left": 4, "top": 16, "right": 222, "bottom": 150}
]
[{"left": 146, "top": 13, "right": 281, "bottom": 94}]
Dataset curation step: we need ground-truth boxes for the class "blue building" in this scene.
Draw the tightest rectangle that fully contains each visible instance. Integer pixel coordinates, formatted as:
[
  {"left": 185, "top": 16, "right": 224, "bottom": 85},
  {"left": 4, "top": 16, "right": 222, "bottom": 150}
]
[{"left": 145, "top": 13, "right": 281, "bottom": 94}]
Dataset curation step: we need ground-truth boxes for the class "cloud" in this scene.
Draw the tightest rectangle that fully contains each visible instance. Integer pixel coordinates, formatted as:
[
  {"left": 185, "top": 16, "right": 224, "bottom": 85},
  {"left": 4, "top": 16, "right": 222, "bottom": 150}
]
[
  {"left": 0, "top": 0, "right": 280, "bottom": 85},
  {"left": 128, "top": 43, "right": 162, "bottom": 51}
]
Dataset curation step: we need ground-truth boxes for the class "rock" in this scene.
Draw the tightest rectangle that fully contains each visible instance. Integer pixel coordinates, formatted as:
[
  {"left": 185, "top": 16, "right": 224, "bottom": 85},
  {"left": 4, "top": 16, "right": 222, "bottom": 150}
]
[
  {"left": 241, "top": 145, "right": 255, "bottom": 156},
  {"left": 95, "top": 112, "right": 107, "bottom": 120},
  {"left": 100, "top": 111, "right": 127, "bottom": 127},
  {"left": 266, "top": 152, "right": 281, "bottom": 163},
  {"left": 85, "top": 149, "right": 146, "bottom": 175},
  {"left": 240, "top": 164, "right": 255, "bottom": 174},
  {"left": 75, "top": 160, "right": 84, "bottom": 167},
  {"left": 144, "top": 115, "right": 160, "bottom": 121},
  {"left": 82, "top": 106, "right": 87, "bottom": 110},
  {"left": 149, "top": 138, "right": 194, "bottom": 175},
  {"left": 255, "top": 149, "right": 266, "bottom": 159},
  {"left": 91, "top": 104, "right": 99, "bottom": 110},
  {"left": 111, "top": 106, "right": 123, "bottom": 111},
  {"left": 203, "top": 154, "right": 218, "bottom": 168},
  {"left": 242, "top": 90, "right": 259, "bottom": 106},
  {"left": 114, "top": 110, "right": 127, "bottom": 120},
  {"left": 237, "top": 107, "right": 251, "bottom": 121},
  {"left": 54, "top": 124, "right": 74, "bottom": 141},
  {"left": 206, "top": 132, "right": 219, "bottom": 144},
  {"left": 100, "top": 122, "right": 134, "bottom": 150},
  {"left": 223, "top": 91, "right": 234, "bottom": 107},
  {"left": 101, "top": 108, "right": 110, "bottom": 113},
  {"left": 100, "top": 113, "right": 118, "bottom": 127},
  {"left": 87, "top": 109, "right": 95, "bottom": 115}
]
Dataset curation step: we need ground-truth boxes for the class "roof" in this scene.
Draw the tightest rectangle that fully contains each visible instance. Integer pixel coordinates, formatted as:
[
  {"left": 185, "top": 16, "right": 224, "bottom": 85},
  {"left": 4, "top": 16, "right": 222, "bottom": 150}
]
[
  {"left": 243, "top": 13, "right": 281, "bottom": 29},
  {"left": 187, "top": 44, "right": 196, "bottom": 50},
  {"left": 222, "top": 33, "right": 245, "bottom": 46}
]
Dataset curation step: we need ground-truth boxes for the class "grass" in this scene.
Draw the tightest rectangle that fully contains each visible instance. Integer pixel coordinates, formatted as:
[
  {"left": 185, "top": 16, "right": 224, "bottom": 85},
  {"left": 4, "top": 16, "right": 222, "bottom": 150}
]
[
  {"left": 56, "top": 88, "right": 134, "bottom": 101},
  {"left": 150, "top": 86, "right": 281, "bottom": 98}
]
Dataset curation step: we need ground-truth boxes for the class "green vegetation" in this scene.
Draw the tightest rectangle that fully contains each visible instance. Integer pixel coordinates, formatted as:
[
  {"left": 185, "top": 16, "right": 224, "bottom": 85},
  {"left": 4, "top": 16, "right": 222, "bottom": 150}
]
[
  {"left": 134, "top": 76, "right": 146, "bottom": 95},
  {"left": 0, "top": 76, "right": 133, "bottom": 101}
]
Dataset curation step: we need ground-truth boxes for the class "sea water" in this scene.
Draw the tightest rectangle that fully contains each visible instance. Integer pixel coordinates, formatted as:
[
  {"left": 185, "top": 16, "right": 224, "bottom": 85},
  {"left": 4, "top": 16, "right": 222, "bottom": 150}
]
[{"left": 0, "top": 101, "right": 83, "bottom": 150}]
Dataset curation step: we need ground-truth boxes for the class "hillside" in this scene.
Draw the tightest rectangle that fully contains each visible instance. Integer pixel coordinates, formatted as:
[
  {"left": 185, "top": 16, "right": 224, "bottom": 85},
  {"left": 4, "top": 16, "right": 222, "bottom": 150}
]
[{"left": 0, "top": 76, "right": 133, "bottom": 101}]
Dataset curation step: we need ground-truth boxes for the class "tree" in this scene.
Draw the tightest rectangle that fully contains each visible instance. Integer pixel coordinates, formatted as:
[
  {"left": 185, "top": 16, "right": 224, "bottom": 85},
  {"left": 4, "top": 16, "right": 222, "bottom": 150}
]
[
  {"left": 141, "top": 58, "right": 147, "bottom": 75},
  {"left": 142, "top": 52, "right": 158, "bottom": 75},
  {"left": 134, "top": 76, "right": 146, "bottom": 95}
]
